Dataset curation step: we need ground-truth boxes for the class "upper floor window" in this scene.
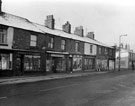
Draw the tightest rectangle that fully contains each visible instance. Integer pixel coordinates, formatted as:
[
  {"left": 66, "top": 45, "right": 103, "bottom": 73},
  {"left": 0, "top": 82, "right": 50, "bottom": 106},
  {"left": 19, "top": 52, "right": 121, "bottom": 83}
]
[
  {"left": 105, "top": 48, "right": 108, "bottom": 55},
  {"left": 61, "top": 39, "right": 66, "bottom": 50},
  {"left": 75, "top": 42, "right": 79, "bottom": 52},
  {"left": 90, "top": 45, "right": 93, "bottom": 53},
  {"left": 99, "top": 47, "right": 101, "bottom": 54},
  {"left": 48, "top": 37, "right": 54, "bottom": 49},
  {"left": 0, "top": 28, "right": 7, "bottom": 44},
  {"left": 30, "top": 35, "right": 37, "bottom": 47},
  {"left": 109, "top": 49, "right": 112, "bottom": 56}
]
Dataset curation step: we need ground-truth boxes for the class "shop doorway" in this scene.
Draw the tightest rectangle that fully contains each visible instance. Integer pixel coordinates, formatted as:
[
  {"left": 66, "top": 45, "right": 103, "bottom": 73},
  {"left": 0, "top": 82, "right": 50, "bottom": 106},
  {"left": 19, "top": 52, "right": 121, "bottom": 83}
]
[
  {"left": 68, "top": 57, "right": 72, "bottom": 72},
  {"left": 52, "top": 57, "right": 66, "bottom": 73},
  {"left": 15, "top": 54, "right": 24, "bottom": 75}
]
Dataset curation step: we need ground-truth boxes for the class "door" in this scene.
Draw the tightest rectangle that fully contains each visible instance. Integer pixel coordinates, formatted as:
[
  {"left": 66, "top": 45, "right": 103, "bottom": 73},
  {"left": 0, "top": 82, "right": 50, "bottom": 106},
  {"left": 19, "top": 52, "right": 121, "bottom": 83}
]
[{"left": 15, "top": 54, "right": 24, "bottom": 75}]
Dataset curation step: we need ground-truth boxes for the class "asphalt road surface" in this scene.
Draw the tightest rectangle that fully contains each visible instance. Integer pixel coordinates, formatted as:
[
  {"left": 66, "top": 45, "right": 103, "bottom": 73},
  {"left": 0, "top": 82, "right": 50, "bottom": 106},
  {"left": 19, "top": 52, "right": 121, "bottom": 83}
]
[{"left": 1, "top": 70, "right": 135, "bottom": 106}]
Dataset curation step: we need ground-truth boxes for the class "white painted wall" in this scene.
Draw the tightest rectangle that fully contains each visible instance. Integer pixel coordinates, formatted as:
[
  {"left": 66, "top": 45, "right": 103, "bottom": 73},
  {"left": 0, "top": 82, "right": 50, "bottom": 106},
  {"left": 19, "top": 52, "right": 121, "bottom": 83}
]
[
  {"left": 115, "top": 51, "right": 129, "bottom": 69},
  {"left": 0, "top": 27, "right": 14, "bottom": 49},
  {"left": 84, "top": 43, "right": 97, "bottom": 55}
]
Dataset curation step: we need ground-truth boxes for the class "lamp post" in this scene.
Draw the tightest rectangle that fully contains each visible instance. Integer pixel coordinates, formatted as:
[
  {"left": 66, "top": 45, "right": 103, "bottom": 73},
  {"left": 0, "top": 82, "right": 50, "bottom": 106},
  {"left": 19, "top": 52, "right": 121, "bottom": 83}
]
[{"left": 118, "top": 34, "right": 127, "bottom": 71}]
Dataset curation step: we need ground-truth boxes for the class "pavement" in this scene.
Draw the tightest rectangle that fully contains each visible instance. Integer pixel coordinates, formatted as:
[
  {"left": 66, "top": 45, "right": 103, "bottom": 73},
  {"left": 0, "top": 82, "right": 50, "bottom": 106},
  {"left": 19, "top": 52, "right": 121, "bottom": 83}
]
[{"left": 0, "top": 71, "right": 109, "bottom": 85}]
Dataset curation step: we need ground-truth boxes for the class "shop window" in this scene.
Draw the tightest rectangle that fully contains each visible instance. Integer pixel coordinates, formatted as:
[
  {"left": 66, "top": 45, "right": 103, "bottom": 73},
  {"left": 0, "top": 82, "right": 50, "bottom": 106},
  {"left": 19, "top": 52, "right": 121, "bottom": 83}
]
[
  {"left": 73, "top": 55, "right": 82, "bottom": 71},
  {"left": 24, "top": 55, "right": 40, "bottom": 71},
  {"left": 61, "top": 40, "right": 66, "bottom": 50},
  {"left": 48, "top": 37, "right": 54, "bottom": 48},
  {"left": 0, "top": 54, "right": 11, "bottom": 70},
  {"left": 30, "top": 35, "right": 37, "bottom": 47},
  {"left": 0, "top": 28, "right": 7, "bottom": 44}
]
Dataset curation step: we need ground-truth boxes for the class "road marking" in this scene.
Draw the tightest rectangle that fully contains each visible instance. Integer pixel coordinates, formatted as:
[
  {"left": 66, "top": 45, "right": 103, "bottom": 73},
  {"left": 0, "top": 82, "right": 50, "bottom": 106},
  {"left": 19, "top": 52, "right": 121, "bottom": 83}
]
[
  {"left": 0, "top": 96, "right": 7, "bottom": 99},
  {"left": 39, "top": 83, "right": 81, "bottom": 92}
]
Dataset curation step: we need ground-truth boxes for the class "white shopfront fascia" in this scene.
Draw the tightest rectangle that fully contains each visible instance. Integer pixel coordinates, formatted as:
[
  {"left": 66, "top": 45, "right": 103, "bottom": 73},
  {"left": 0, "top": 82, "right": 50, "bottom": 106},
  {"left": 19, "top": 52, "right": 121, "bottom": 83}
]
[{"left": 47, "top": 51, "right": 69, "bottom": 58}]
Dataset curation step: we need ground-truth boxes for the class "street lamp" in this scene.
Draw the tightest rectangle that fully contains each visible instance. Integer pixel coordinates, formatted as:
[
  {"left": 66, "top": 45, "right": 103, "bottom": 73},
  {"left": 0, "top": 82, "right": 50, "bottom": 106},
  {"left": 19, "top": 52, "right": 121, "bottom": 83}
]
[{"left": 118, "top": 34, "right": 127, "bottom": 71}]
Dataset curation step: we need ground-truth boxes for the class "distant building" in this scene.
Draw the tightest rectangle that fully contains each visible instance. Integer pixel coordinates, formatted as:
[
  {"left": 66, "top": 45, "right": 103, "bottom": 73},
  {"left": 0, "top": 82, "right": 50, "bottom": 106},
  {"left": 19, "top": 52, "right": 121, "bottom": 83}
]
[{"left": 115, "top": 48, "right": 135, "bottom": 70}]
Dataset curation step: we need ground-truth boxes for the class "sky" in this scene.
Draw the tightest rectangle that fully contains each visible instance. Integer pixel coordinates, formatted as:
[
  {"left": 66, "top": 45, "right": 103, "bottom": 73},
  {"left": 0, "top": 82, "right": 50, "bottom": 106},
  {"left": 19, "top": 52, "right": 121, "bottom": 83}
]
[{"left": 2, "top": 0, "right": 135, "bottom": 50}]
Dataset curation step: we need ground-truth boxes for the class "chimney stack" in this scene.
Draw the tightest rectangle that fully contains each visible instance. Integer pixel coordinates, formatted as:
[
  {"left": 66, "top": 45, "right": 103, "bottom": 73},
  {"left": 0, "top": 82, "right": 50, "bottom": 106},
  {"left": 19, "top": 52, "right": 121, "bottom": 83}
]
[
  {"left": 62, "top": 21, "right": 71, "bottom": 33},
  {"left": 74, "top": 26, "right": 84, "bottom": 37},
  {"left": 45, "top": 15, "right": 55, "bottom": 29},
  {"left": 87, "top": 32, "right": 95, "bottom": 39},
  {"left": 0, "top": 0, "right": 2, "bottom": 13}
]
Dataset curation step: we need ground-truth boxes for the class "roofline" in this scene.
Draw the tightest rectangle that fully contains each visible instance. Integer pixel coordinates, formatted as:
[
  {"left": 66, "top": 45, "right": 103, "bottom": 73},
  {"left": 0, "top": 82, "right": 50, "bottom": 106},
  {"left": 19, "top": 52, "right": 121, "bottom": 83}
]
[{"left": 0, "top": 12, "right": 113, "bottom": 49}]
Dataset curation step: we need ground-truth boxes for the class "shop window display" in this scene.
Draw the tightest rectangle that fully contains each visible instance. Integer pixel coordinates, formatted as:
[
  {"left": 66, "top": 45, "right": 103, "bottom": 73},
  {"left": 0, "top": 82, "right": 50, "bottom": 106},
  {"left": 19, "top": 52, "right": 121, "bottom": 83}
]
[
  {"left": 97, "top": 59, "right": 108, "bottom": 70},
  {"left": 84, "top": 58, "right": 95, "bottom": 70},
  {"left": 56, "top": 58, "right": 66, "bottom": 71},
  {"left": 0, "top": 54, "right": 11, "bottom": 70},
  {"left": 24, "top": 55, "right": 40, "bottom": 71},
  {"left": 73, "top": 55, "right": 82, "bottom": 71}
]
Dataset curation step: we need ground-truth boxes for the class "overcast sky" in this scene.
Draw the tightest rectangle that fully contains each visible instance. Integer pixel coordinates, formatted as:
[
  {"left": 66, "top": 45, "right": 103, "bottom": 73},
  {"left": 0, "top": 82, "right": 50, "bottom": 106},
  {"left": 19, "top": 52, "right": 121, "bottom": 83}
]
[{"left": 2, "top": 0, "right": 135, "bottom": 50}]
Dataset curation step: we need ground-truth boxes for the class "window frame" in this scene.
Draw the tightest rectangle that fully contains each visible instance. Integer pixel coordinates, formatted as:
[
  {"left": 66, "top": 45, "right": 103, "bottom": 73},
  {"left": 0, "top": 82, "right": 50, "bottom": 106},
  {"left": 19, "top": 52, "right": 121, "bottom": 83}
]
[
  {"left": 30, "top": 35, "right": 37, "bottom": 47},
  {"left": 98, "top": 46, "right": 101, "bottom": 54},
  {"left": 75, "top": 42, "right": 79, "bottom": 52},
  {"left": 0, "top": 28, "right": 7, "bottom": 44},
  {"left": 48, "top": 37, "right": 54, "bottom": 49},
  {"left": 24, "top": 55, "right": 40, "bottom": 71},
  {"left": 61, "top": 39, "right": 66, "bottom": 50},
  {"left": 0, "top": 53, "right": 12, "bottom": 70},
  {"left": 105, "top": 48, "right": 108, "bottom": 55},
  {"left": 90, "top": 45, "right": 93, "bottom": 53}
]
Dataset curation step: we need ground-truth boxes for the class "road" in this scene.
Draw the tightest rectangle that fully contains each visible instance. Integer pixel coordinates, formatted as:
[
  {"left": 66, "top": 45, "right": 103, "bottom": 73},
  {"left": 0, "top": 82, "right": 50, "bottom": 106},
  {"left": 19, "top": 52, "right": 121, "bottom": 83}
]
[{"left": 1, "top": 70, "right": 135, "bottom": 106}]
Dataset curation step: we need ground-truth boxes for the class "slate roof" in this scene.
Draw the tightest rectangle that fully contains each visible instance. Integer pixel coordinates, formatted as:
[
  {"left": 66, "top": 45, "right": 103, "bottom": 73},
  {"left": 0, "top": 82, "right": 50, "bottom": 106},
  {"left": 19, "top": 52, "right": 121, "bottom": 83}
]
[
  {"left": 35, "top": 23, "right": 113, "bottom": 48},
  {"left": 0, "top": 12, "right": 42, "bottom": 33},
  {"left": 0, "top": 12, "right": 113, "bottom": 49}
]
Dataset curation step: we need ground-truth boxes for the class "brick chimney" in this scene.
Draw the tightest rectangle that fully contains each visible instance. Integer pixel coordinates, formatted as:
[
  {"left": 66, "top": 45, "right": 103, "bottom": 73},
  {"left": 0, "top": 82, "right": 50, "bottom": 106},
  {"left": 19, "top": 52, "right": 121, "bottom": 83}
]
[
  {"left": 45, "top": 15, "right": 55, "bottom": 29},
  {"left": 74, "top": 26, "right": 84, "bottom": 37},
  {"left": 62, "top": 21, "right": 71, "bottom": 33},
  {"left": 0, "top": 0, "right": 2, "bottom": 13},
  {"left": 87, "top": 32, "right": 95, "bottom": 39}
]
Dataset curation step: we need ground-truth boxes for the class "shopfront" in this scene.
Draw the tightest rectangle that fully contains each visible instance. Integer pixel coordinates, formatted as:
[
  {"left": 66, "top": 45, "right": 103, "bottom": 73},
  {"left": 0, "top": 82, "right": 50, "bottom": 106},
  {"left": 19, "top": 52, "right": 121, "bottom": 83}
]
[
  {"left": 96, "top": 58, "right": 108, "bottom": 71},
  {"left": 0, "top": 52, "right": 12, "bottom": 76},
  {"left": 12, "top": 51, "right": 42, "bottom": 75},
  {"left": 24, "top": 54, "right": 41, "bottom": 72},
  {"left": 0, "top": 53, "right": 12, "bottom": 70},
  {"left": 108, "top": 59, "right": 115, "bottom": 70},
  {"left": 46, "top": 51, "right": 68, "bottom": 73},
  {"left": 84, "top": 56, "right": 95, "bottom": 71},
  {"left": 0, "top": 48, "right": 13, "bottom": 76},
  {"left": 72, "top": 55, "right": 83, "bottom": 71}
]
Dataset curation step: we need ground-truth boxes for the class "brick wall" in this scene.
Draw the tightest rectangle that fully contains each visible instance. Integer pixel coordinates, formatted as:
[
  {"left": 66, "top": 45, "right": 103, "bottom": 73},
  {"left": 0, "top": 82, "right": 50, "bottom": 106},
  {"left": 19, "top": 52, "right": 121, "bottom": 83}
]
[
  {"left": 13, "top": 28, "right": 46, "bottom": 51},
  {"left": 13, "top": 28, "right": 30, "bottom": 50}
]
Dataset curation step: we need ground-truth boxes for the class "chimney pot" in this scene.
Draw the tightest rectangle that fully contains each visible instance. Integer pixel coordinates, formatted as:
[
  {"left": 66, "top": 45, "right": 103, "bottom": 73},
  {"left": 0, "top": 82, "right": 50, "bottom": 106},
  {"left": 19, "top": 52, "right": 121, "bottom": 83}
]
[
  {"left": 87, "top": 32, "right": 95, "bottom": 39},
  {"left": 74, "top": 26, "right": 84, "bottom": 37},
  {"left": 45, "top": 15, "right": 55, "bottom": 29},
  {"left": 62, "top": 21, "right": 71, "bottom": 33}
]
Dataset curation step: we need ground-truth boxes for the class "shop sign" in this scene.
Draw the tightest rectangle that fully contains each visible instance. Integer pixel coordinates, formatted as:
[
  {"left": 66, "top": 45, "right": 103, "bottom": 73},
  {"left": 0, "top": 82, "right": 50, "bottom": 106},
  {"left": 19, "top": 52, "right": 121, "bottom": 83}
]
[{"left": 51, "top": 54, "right": 64, "bottom": 57}]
